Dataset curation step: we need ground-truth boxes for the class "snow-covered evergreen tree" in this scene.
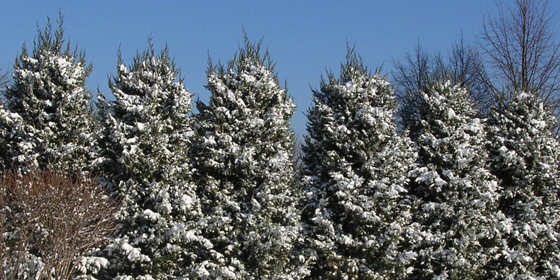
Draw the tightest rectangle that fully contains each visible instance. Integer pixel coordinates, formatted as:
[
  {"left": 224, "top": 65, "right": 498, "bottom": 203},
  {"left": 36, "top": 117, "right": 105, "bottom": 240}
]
[
  {"left": 408, "top": 81, "right": 504, "bottom": 279},
  {"left": 0, "top": 109, "right": 22, "bottom": 170},
  {"left": 93, "top": 42, "right": 206, "bottom": 279},
  {"left": 299, "top": 49, "right": 419, "bottom": 279},
  {"left": 0, "top": 15, "right": 95, "bottom": 176},
  {"left": 190, "top": 35, "right": 299, "bottom": 279},
  {"left": 486, "top": 91, "right": 560, "bottom": 278}
]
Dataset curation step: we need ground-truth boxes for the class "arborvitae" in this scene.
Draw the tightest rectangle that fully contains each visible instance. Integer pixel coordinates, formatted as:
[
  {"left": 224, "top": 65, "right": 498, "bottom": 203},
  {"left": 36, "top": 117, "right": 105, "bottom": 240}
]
[
  {"left": 408, "top": 81, "right": 504, "bottom": 279},
  {"left": 486, "top": 91, "right": 560, "bottom": 278},
  {"left": 0, "top": 15, "right": 95, "bottom": 176},
  {"left": 300, "top": 48, "right": 419, "bottom": 279},
  {"left": 190, "top": 35, "right": 299, "bottom": 279},
  {"left": 93, "top": 42, "right": 206, "bottom": 279}
]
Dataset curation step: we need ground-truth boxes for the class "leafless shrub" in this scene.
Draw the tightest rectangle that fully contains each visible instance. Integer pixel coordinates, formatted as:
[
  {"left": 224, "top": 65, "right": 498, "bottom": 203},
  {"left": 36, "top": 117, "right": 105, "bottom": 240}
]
[{"left": 0, "top": 168, "right": 118, "bottom": 279}]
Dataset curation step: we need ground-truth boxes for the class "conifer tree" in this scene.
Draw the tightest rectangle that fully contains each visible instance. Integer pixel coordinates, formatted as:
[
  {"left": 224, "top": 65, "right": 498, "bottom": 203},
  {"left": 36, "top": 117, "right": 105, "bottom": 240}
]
[
  {"left": 93, "top": 42, "right": 206, "bottom": 279},
  {"left": 190, "top": 35, "right": 299, "bottom": 279},
  {"left": 486, "top": 91, "right": 560, "bottom": 278},
  {"left": 300, "top": 49, "right": 419, "bottom": 279},
  {"left": 408, "top": 81, "right": 504, "bottom": 279},
  {"left": 0, "top": 15, "right": 95, "bottom": 176}
]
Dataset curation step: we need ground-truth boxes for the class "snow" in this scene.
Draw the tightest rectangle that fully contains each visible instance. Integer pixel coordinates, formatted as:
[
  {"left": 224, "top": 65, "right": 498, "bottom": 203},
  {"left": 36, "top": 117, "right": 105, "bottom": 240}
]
[
  {"left": 77, "top": 257, "right": 110, "bottom": 275},
  {"left": 300, "top": 50, "right": 419, "bottom": 279},
  {"left": 142, "top": 209, "right": 160, "bottom": 221},
  {"left": 2, "top": 22, "right": 560, "bottom": 280},
  {"left": 93, "top": 42, "right": 201, "bottom": 278},
  {"left": 187, "top": 38, "right": 299, "bottom": 279},
  {"left": 177, "top": 194, "right": 193, "bottom": 209},
  {"left": 406, "top": 81, "right": 505, "bottom": 278}
]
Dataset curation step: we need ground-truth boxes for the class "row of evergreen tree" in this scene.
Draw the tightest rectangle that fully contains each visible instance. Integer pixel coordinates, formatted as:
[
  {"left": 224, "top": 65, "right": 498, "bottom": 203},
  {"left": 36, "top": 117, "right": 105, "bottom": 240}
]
[{"left": 1, "top": 17, "right": 559, "bottom": 279}]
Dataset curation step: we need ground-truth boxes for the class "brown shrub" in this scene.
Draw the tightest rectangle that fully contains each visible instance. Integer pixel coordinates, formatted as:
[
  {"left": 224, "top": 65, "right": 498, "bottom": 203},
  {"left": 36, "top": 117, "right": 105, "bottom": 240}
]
[{"left": 0, "top": 168, "right": 118, "bottom": 279}]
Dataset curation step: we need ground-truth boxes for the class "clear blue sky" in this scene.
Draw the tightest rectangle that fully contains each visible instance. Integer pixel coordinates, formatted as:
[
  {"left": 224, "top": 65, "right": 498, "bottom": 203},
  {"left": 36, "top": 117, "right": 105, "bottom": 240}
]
[{"left": 1, "top": 1, "right": 559, "bottom": 136}]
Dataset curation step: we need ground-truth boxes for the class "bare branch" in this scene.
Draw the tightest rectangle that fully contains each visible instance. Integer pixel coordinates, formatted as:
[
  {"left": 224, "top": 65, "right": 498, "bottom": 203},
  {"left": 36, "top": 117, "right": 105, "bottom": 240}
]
[
  {"left": 478, "top": 0, "right": 560, "bottom": 109},
  {"left": 392, "top": 37, "right": 491, "bottom": 130},
  {"left": 0, "top": 168, "right": 118, "bottom": 279}
]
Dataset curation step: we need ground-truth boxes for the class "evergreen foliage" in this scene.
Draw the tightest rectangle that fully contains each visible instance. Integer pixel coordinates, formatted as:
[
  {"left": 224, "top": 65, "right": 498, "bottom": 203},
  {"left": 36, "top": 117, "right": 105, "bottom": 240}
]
[
  {"left": 94, "top": 42, "right": 205, "bottom": 279},
  {"left": 3, "top": 12, "right": 560, "bottom": 279},
  {"left": 408, "top": 81, "right": 505, "bottom": 279},
  {"left": 300, "top": 49, "right": 419, "bottom": 279},
  {"left": 190, "top": 35, "right": 299, "bottom": 279},
  {"left": 0, "top": 15, "right": 95, "bottom": 176},
  {"left": 487, "top": 91, "right": 560, "bottom": 278}
]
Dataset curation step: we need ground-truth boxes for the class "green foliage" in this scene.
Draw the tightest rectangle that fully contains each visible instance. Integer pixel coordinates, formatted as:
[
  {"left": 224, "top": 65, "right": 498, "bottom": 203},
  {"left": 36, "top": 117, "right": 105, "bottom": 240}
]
[
  {"left": 191, "top": 34, "right": 299, "bottom": 279},
  {"left": 486, "top": 91, "right": 560, "bottom": 278},
  {"left": 300, "top": 48, "right": 419, "bottom": 279},
  {"left": 95, "top": 41, "right": 204, "bottom": 279},
  {"left": 408, "top": 81, "right": 504, "bottom": 279},
  {"left": 0, "top": 14, "right": 95, "bottom": 176},
  {"left": 2, "top": 12, "right": 560, "bottom": 279}
]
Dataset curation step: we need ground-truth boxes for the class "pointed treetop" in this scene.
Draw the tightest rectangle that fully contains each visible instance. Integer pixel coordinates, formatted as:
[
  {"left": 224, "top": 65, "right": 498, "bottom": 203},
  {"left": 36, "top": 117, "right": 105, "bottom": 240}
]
[
  {"left": 208, "top": 30, "right": 276, "bottom": 80},
  {"left": 22, "top": 13, "right": 91, "bottom": 75}
]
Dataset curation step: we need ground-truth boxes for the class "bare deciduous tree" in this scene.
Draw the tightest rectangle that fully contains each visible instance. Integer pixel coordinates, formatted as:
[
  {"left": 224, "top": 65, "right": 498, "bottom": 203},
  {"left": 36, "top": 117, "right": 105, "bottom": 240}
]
[
  {"left": 392, "top": 37, "right": 489, "bottom": 130},
  {"left": 448, "top": 36, "right": 491, "bottom": 110},
  {"left": 478, "top": 0, "right": 560, "bottom": 107},
  {"left": 0, "top": 168, "right": 118, "bottom": 279}
]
